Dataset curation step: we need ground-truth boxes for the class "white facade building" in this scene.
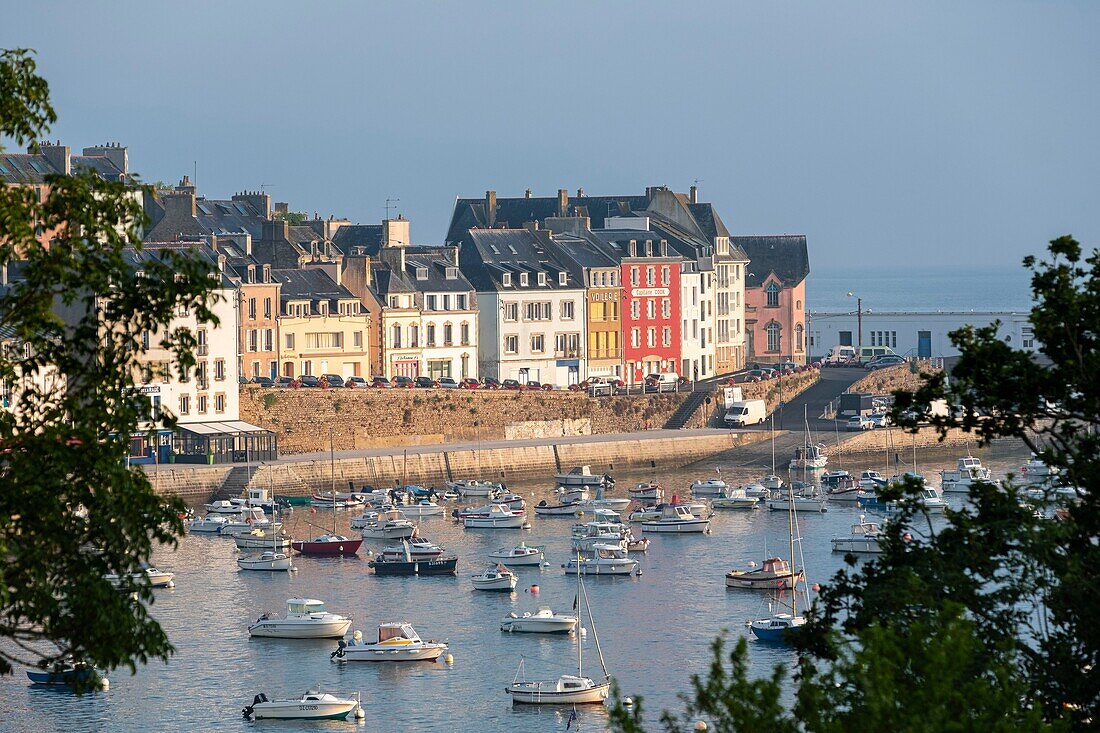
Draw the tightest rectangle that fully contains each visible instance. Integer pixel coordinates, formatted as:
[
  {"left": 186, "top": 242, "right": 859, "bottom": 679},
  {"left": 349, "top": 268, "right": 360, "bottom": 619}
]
[
  {"left": 679, "top": 263, "right": 713, "bottom": 381},
  {"left": 809, "top": 310, "right": 1036, "bottom": 359},
  {"left": 419, "top": 283, "right": 478, "bottom": 381}
]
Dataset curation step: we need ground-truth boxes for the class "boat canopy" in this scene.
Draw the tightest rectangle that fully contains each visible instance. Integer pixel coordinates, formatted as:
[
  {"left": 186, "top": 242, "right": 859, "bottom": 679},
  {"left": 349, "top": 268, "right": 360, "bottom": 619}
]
[
  {"left": 378, "top": 623, "right": 419, "bottom": 643},
  {"left": 287, "top": 599, "right": 326, "bottom": 613},
  {"left": 761, "top": 558, "right": 790, "bottom": 574}
]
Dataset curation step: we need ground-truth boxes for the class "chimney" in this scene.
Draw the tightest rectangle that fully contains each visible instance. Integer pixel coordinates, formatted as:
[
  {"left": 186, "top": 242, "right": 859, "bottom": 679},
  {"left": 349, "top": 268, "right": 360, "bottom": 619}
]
[
  {"left": 163, "top": 190, "right": 197, "bottom": 218},
  {"left": 39, "top": 142, "right": 71, "bottom": 176},
  {"left": 524, "top": 188, "right": 532, "bottom": 199},
  {"left": 383, "top": 216, "right": 410, "bottom": 248},
  {"left": 232, "top": 191, "right": 272, "bottom": 219},
  {"left": 689, "top": 185, "right": 698, "bottom": 204},
  {"left": 82, "top": 143, "right": 128, "bottom": 177},
  {"left": 241, "top": 231, "right": 253, "bottom": 257},
  {"left": 557, "top": 188, "right": 568, "bottom": 217},
  {"left": 274, "top": 202, "right": 289, "bottom": 215},
  {"left": 577, "top": 187, "right": 585, "bottom": 198},
  {"left": 263, "top": 219, "right": 289, "bottom": 242},
  {"left": 485, "top": 190, "right": 497, "bottom": 227}
]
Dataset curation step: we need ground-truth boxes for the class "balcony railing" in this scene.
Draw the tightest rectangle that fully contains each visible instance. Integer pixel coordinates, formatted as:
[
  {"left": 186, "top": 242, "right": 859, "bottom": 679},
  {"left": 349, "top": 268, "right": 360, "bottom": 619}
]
[
  {"left": 554, "top": 348, "right": 584, "bottom": 359},
  {"left": 196, "top": 344, "right": 209, "bottom": 357}
]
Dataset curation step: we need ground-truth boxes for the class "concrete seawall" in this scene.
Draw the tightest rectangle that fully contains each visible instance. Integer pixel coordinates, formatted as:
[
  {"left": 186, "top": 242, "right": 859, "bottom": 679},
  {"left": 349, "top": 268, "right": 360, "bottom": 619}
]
[{"left": 153, "top": 431, "right": 772, "bottom": 503}]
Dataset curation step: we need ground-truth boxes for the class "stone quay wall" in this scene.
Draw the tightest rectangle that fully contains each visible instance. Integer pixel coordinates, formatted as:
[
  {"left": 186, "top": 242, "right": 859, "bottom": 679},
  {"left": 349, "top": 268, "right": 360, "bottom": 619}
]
[
  {"left": 241, "top": 387, "right": 694, "bottom": 455},
  {"left": 834, "top": 426, "right": 976, "bottom": 456},
  {"left": 157, "top": 431, "right": 772, "bottom": 503}
]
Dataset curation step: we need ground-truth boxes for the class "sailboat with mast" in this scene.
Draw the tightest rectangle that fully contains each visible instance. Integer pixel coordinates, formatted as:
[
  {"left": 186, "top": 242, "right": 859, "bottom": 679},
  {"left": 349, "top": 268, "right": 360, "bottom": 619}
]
[
  {"left": 749, "top": 479, "right": 810, "bottom": 642},
  {"left": 505, "top": 554, "right": 611, "bottom": 704},
  {"left": 291, "top": 433, "right": 362, "bottom": 557},
  {"left": 789, "top": 406, "right": 828, "bottom": 470}
]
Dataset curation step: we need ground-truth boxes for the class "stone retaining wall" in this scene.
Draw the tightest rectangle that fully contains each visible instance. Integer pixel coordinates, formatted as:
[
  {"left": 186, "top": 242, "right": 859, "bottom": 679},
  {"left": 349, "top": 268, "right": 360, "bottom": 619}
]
[
  {"left": 834, "top": 426, "right": 975, "bottom": 455},
  {"left": 241, "top": 387, "right": 692, "bottom": 454}
]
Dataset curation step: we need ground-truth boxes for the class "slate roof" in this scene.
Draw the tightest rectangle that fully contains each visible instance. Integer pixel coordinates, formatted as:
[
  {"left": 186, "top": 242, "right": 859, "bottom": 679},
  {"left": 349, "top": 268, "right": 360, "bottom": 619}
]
[
  {"left": 0, "top": 152, "right": 124, "bottom": 185},
  {"left": 732, "top": 235, "right": 810, "bottom": 288},
  {"left": 71, "top": 156, "right": 125, "bottom": 181},
  {"left": 271, "top": 268, "right": 358, "bottom": 310},
  {"left": 332, "top": 225, "right": 384, "bottom": 256},
  {"left": 458, "top": 229, "right": 583, "bottom": 292},
  {"left": 404, "top": 251, "right": 475, "bottom": 294},
  {"left": 445, "top": 194, "right": 649, "bottom": 245}
]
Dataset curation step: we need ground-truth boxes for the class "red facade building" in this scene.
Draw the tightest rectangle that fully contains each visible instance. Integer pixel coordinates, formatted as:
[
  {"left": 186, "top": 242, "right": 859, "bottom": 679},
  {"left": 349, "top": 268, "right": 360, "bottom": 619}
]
[{"left": 620, "top": 244, "right": 682, "bottom": 384}]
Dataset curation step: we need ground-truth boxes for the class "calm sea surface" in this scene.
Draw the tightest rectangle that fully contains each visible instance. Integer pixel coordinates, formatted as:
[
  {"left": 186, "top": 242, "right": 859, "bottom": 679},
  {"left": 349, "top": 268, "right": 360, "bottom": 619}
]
[
  {"left": 1, "top": 441, "right": 1032, "bottom": 733},
  {"left": 808, "top": 266, "right": 1033, "bottom": 313}
]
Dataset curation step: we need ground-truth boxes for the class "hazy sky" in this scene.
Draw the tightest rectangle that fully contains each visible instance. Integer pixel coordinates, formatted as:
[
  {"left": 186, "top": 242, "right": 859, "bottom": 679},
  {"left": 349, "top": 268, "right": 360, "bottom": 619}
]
[{"left": 3, "top": 1, "right": 1097, "bottom": 270}]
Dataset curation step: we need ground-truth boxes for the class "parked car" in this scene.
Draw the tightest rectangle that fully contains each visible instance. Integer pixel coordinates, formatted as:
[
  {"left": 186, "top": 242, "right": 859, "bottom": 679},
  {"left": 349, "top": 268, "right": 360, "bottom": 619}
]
[
  {"left": 868, "top": 413, "right": 891, "bottom": 428},
  {"left": 774, "top": 361, "right": 799, "bottom": 374},
  {"left": 371, "top": 376, "right": 393, "bottom": 389},
  {"left": 238, "top": 376, "right": 249, "bottom": 386},
  {"left": 581, "top": 377, "right": 613, "bottom": 396},
  {"left": 866, "top": 354, "right": 907, "bottom": 371},
  {"left": 846, "top": 415, "right": 874, "bottom": 431},
  {"left": 320, "top": 374, "right": 344, "bottom": 388},
  {"left": 480, "top": 376, "right": 502, "bottom": 390},
  {"left": 438, "top": 377, "right": 459, "bottom": 389},
  {"left": 345, "top": 376, "right": 369, "bottom": 388},
  {"left": 539, "top": 383, "right": 556, "bottom": 391},
  {"left": 459, "top": 378, "right": 480, "bottom": 389},
  {"left": 501, "top": 379, "right": 525, "bottom": 391},
  {"left": 526, "top": 380, "right": 544, "bottom": 390},
  {"left": 275, "top": 376, "right": 295, "bottom": 388},
  {"left": 250, "top": 376, "right": 274, "bottom": 388},
  {"left": 298, "top": 375, "right": 320, "bottom": 388},
  {"left": 644, "top": 372, "right": 681, "bottom": 393},
  {"left": 415, "top": 376, "right": 440, "bottom": 389},
  {"left": 392, "top": 375, "right": 415, "bottom": 389}
]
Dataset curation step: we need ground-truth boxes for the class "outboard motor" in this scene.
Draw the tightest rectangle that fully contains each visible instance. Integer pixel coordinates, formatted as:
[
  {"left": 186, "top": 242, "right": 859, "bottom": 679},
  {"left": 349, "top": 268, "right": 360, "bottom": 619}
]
[
  {"left": 243, "top": 693, "right": 267, "bottom": 718},
  {"left": 330, "top": 639, "right": 347, "bottom": 661}
]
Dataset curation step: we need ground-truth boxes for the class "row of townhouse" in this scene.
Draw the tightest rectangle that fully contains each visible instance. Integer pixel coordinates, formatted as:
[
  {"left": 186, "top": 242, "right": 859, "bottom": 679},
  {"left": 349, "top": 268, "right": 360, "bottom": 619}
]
[{"left": 450, "top": 186, "right": 811, "bottom": 386}]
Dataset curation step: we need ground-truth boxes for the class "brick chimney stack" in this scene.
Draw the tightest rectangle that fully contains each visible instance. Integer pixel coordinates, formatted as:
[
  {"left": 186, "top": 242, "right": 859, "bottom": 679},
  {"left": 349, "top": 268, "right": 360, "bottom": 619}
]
[
  {"left": 82, "top": 143, "right": 128, "bottom": 176},
  {"left": 485, "top": 190, "right": 497, "bottom": 228},
  {"left": 689, "top": 185, "right": 698, "bottom": 204},
  {"left": 39, "top": 142, "right": 71, "bottom": 176},
  {"left": 557, "top": 188, "right": 568, "bottom": 218}
]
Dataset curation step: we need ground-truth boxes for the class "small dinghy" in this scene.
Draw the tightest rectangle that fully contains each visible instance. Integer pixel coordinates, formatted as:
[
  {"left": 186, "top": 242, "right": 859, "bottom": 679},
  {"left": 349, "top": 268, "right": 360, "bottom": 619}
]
[
  {"left": 399, "top": 500, "right": 445, "bottom": 517},
  {"left": 26, "top": 660, "right": 107, "bottom": 688},
  {"left": 243, "top": 690, "right": 362, "bottom": 720}
]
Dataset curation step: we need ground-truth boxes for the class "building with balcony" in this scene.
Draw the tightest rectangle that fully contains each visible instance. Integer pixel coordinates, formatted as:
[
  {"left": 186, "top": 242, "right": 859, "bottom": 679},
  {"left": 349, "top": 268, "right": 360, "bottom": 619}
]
[
  {"left": 459, "top": 228, "right": 586, "bottom": 386},
  {"left": 272, "top": 269, "right": 370, "bottom": 379}
]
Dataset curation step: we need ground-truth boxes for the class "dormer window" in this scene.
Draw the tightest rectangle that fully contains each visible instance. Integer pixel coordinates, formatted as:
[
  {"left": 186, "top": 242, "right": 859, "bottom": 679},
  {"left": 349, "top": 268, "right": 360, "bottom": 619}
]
[
  {"left": 558, "top": 272, "right": 567, "bottom": 287},
  {"left": 318, "top": 301, "right": 328, "bottom": 316},
  {"left": 246, "top": 265, "right": 256, "bottom": 284},
  {"left": 502, "top": 273, "right": 512, "bottom": 287},
  {"left": 445, "top": 266, "right": 458, "bottom": 280},
  {"left": 537, "top": 272, "right": 547, "bottom": 286},
  {"left": 520, "top": 273, "right": 529, "bottom": 287},
  {"left": 416, "top": 267, "right": 428, "bottom": 280}
]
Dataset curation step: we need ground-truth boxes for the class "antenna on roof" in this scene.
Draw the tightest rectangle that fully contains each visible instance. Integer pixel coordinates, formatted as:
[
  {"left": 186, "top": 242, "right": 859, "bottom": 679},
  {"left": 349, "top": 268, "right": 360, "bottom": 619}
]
[
  {"left": 260, "top": 183, "right": 273, "bottom": 194},
  {"left": 386, "top": 197, "right": 401, "bottom": 220}
]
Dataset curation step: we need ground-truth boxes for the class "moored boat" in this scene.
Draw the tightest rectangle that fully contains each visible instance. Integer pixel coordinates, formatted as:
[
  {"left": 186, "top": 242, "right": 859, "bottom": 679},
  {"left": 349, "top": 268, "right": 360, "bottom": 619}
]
[
  {"left": 555, "top": 465, "right": 608, "bottom": 489},
  {"left": 711, "top": 487, "right": 760, "bottom": 510},
  {"left": 399, "top": 500, "right": 445, "bottom": 517},
  {"left": 941, "top": 455, "right": 996, "bottom": 492},
  {"left": 638, "top": 503, "right": 710, "bottom": 534},
  {"left": 359, "top": 509, "right": 417, "bottom": 540},
  {"left": 501, "top": 607, "right": 578, "bottom": 634},
  {"left": 831, "top": 516, "right": 886, "bottom": 554},
  {"left": 463, "top": 503, "right": 526, "bottom": 529},
  {"left": 563, "top": 544, "right": 639, "bottom": 576},
  {"left": 690, "top": 478, "right": 728, "bottom": 498},
  {"left": 380, "top": 538, "right": 445, "bottom": 560},
  {"left": 237, "top": 550, "right": 294, "bottom": 571},
  {"left": 488, "top": 543, "right": 544, "bottom": 566},
  {"left": 291, "top": 534, "right": 362, "bottom": 556},
  {"left": 368, "top": 553, "right": 458, "bottom": 576},
  {"left": 725, "top": 556, "right": 803, "bottom": 590},
  {"left": 332, "top": 623, "right": 447, "bottom": 662},
  {"left": 248, "top": 598, "right": 351, "bottom": 638},
  {"left": 243, "top": 690, "right": 361, "bottom": 720},
  {"left": 188, "top": 514, "right": 230, "bottom": 533},
  {"left": 26, "top": 661, "right": 107, "bottom": 688},
  {"left": 471, "top": 564, "right": 518, "bottom": 592}
]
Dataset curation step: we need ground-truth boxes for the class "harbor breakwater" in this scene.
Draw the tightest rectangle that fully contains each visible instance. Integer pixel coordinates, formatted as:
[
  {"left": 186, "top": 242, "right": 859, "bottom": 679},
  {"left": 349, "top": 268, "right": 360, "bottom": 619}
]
[{"left": 151, "top": 430, "right": 775, "bottom": 503}]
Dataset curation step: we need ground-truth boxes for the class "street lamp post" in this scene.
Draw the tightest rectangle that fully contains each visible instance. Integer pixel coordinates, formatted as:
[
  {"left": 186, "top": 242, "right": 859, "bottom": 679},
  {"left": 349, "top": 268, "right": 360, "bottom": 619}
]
[{"left": 847, "top": 291, "right": 863, "bottom": 354}]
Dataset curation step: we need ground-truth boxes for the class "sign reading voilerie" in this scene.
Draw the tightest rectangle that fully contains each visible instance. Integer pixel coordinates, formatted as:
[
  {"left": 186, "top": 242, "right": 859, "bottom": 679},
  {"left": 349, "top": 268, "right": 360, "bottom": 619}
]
[{"left": 631, "top": 288, "right": 669, "bottom": 297}]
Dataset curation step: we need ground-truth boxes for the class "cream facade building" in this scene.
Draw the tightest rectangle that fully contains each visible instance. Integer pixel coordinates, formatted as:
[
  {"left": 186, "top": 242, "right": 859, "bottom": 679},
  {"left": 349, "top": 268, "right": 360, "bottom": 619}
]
[{"left": 273, "top": 269, "right": 370, "bottom": 379}]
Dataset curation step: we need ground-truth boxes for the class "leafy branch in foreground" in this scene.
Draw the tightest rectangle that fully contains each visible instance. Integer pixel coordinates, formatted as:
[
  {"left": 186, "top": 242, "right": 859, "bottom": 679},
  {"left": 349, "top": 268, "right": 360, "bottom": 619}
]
[{"left": 0, "top": 48, "right": 218, "bottom": 682}]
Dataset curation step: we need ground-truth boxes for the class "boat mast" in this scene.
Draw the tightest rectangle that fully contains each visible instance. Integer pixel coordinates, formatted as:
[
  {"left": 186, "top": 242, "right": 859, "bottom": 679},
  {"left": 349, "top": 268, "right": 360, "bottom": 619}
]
[
  {"left": 580, "top": 570, "right": 609, "bottom": 681},
  {"left": 770, "top": 414, "right": 776, "bottom": 476},
  {"left": 330, "top": 430, "right": 336, "bottom": 534},
  {"left": 575, "top": 551, "right": 583, "bottom": 679},
  {"left": 788, "top": 473, "right": 797, "bottom": 618}
]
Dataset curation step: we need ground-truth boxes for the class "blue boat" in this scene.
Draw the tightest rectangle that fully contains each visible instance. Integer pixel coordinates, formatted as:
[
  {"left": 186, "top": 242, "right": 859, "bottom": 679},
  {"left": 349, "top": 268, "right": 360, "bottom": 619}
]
[
  {"left": 749, "top": 613, "right": 806, "bottom": 642},
  {"left": 26, "top": 663, "right": 104, "bottom": 687}
]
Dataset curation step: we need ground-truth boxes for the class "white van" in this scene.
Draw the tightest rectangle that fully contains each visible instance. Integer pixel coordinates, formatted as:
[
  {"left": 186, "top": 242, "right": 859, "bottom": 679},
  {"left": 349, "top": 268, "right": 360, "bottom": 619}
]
[
  {"left": 723, "top": 400, "right": 767, "bottom": 427},
  {"left": 645, "top": 372, "right": 681, "bottom": 393}
]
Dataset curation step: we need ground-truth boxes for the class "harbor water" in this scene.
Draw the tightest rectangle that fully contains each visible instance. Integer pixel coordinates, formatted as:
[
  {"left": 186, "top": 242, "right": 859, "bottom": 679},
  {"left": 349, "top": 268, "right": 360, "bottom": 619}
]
[{"left": 0, "top": 440, "right": 1031, "bottom": 733}]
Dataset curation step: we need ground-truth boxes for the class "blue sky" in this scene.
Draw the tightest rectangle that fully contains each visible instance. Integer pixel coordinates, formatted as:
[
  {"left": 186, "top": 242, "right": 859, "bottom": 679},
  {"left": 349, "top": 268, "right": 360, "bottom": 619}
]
[{"left": 3, "top": 1, "right": 1097, "bottom": 269}]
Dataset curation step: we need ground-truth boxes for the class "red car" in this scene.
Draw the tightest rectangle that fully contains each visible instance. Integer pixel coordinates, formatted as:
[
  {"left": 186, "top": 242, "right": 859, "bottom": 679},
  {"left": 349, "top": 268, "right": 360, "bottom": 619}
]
[
  {"left": 459, "top": 378, "right": 480, "bottom": 389},
  {"left": 501, "top": 379, "right": 525, "bottom": 391},
  {"left": 480, "top": 376, "right": 502, "bottom": 390},
  {"left": 392, "top": 375, "right": 415, "bottom": 389},
  {"left": 371, "top": 376, "right": 393, "bottom": 388}
]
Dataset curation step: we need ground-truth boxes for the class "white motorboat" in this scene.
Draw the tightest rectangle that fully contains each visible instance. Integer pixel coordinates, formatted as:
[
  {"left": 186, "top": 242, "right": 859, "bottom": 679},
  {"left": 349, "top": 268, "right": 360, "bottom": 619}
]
[
  {"left": 690, "top": 478, "right": 728, "bottom": 498},
  {"left": 488, "top": 543, "right": 544, "bottom": 566},
  {"left": 1020, "top": 454, "right": 1058, "bottom": 484},
  {"left": 766, "top": 484, "right": 827, "bottom": 513},
  {"left": 711, "top": 487, "right": 760, "bottom": 510},
  {"left": 359, "top": 509, "right": 417, "bottom": 540},
  {"left": 188, "top": 514, "right": 230, "bottom": 533},
  {"left": 563, "top": 545, "right": 639, "bottom": 575},
  {"left": 572, "top": 522, "right": 627, "bottom": 553},
  {"left": 789, "top": 442, "right": 828, "bottom": 470},
  {"left": 229, "top": 487, "right": 276, "bottom": 514},
  {"left": 761, "top": 475, "right": 784, "bottom": 491},
  {"left": 243, "top": 690, "right": 361, "bottom": 720},
  {"left": 471, "top": 564, "right": 519, "bottom": 592},
  {"left": 555, "top": 465, "right": 607, "bottom": 488},
  {"left": 349, "top": 508, "right": 382, "bottom": 530},
  {"left": 501, "top": 607, "right": 578, "bottom": 634},
  {"left": 831, "top": 516, "right": 885, "bottom": 554},
  {"left": 203, "top": 499, "right": 239, "bottom": 515},
  {"left": 582, "top": 496, "right": 632, "bottom": 512},
  {"left": 507, "top": 556, "right": 611, "bottom": 704},
  {"left": 448, "top": 479, "right": 503, "bottom": 497},
  {"left": 105, "top": 565, "right": 175, "bottom": 589},
  {"left": 638, "top": 503, "right": 710, "bottom": 534},
  {"left": 628, "top": 481, "right": 663, "bottom": 501},
  {"left": 464, "top": 503, "right": 526, "bottom": 529},
  {"left": 238, "top": 550, "right": 294, "bottom": 572},
  {"left": 725, "top": 556, "right": 803, "bottom": 590},
  {"left": 556, "top": 486, "right": 590, "bottom": 504},
  {"left": 235, "top": 529, "right": 292, "bottom": 550},
  {"left": 218, "top": 507, "right": 279, "bottom": 537},
  {"left": 940, "top": 455, "right": 996, "bottom": 492},
  {"left": 858, "top": 470, "right": 888, "bottom": 490},
  {"left": 534, "top": 500, "right": 585, "bottom": 516},
  {"left": 492, "top": 493, "right": 528, "bottom": 511},
  {"left": 380, "top": 538, "right": 445, "bottom": 560},
  {"left": 743, "top": 483, "right": 770, "bottom": 498},
  {"left": 248, "top": 598, "right": 351, "bottom": 638},
  {"left": 332, "top": 623, "right": 447, "bottom": 662},
  {"left": 399, "top": 500, "right": 445, "bottom": 518}
]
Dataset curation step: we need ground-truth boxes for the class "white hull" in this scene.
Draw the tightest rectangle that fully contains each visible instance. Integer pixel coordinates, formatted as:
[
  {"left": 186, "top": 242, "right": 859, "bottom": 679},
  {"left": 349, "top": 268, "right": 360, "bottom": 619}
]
[
  {"left": 501, "top": 616, "right": 577, "bottom": 634},
  {"left": 399, "top": 505, "right": 444, "bottom": 517},
  {"left": 188, "top": 519, "right": 229, "bottom": 533},
  {"left": 563, "top": 560, "right": 637, "bottom": 575},
  {"left": 465, "top": 516, "right": 526, "bottom": 529},
  {"left": 831, "top": 538, "right": 883, "bottom": 554},
  {"left": 472, "top": 577, "right": 518, "bottom": 591},
  {"left": 249, "top": 619, "right": 351, "bottom": 638},
  {"left": 360, "top": 525, "right": 416, "bottom": 540},
  {"left": 639, "top": 519, "right": 709, "bottom": 533},
  {"left": 711, "top": 498, "right": 759, "bottom": 510},
  {"left": 487, "top": 551, "right": 544, "bottom": 566},
  {"left": 508, "top": 680, "right": 610, "bottom": 705},
  {"left": 534, "top": 504, "right": 582, "bottom": 516},
  {"left": 251, "top": 701, "right": 357, "bottom": 720},
  {"left": 789, "top": 458, "right": 828, "bottom": 470},
  {"left": 338, "top": 646, "right": 445, "bottom": 662},
  {"left": 238, "top": 555, "right": 293, "bottom": 571},
  {"left": 235, "top": 535, "right": 292, "bottom": 550}
]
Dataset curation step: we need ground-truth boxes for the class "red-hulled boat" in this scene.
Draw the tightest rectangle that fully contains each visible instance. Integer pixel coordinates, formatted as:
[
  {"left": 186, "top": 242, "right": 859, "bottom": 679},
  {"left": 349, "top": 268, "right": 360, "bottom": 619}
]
[{"left": 291, "top": 534, "right": 362, "bottom": 556}]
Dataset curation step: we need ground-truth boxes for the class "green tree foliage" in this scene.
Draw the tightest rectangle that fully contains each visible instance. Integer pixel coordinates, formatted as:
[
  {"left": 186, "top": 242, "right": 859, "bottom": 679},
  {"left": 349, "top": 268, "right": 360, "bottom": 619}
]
[
  {"left": 0, "top": 49, "right": 218, "bottom": 681},
  {"left": 273, "top": 210, "right": 307, "bottom": 225},
  {"left": 612, "top": 236, "right": 1091, "bottom": 731}
]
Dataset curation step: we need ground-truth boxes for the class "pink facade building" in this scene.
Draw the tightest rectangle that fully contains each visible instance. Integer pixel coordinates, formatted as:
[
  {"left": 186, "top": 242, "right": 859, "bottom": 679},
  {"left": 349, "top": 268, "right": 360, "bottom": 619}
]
[{"left": 735, "top": 236, "right": 810, "bottom": 365}]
